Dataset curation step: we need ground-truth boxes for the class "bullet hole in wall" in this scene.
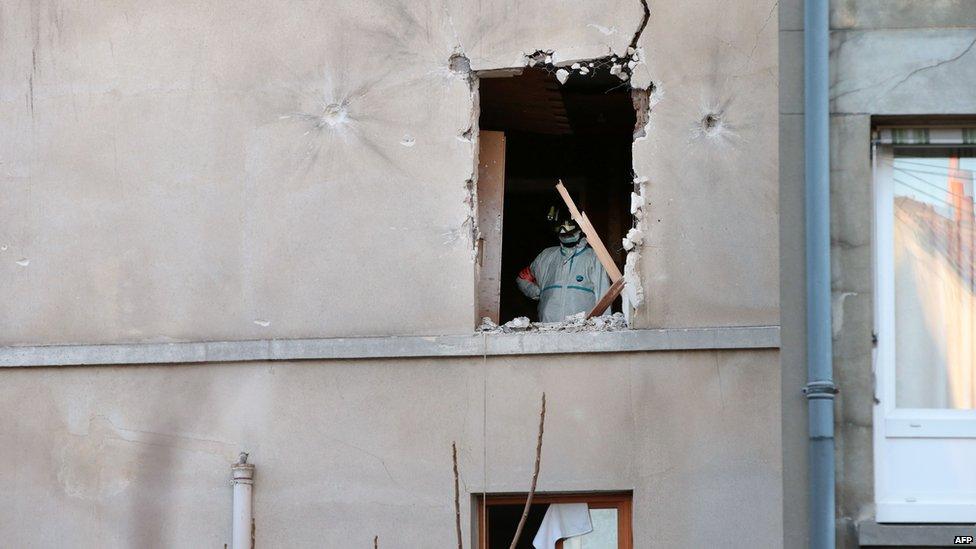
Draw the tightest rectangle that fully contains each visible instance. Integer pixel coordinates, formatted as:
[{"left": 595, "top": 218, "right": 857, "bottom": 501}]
[
  {"left": 449, "top": 53, "right": 471, "bottom": 75},
  {"left": 319, "top": 103, "right": 349, "bottom": 129},
  {"left": 702, "top": 113, "right": 722, "bottom": 135}
]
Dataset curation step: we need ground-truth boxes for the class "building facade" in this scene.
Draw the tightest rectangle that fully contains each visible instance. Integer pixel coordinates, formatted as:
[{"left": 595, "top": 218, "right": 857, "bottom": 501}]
[
  {"left": 781, "top": 0, "right": 976, "bottom": 547},
  {"left": 17, "top": 0, "right": 976, "bottom": 548},
  {"left": 0, "top": 1, "right": 783, "bottom": 547}
]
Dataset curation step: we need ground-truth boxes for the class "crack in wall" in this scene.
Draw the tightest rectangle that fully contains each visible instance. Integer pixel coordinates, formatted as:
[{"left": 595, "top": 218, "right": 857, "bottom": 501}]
[
  {"left": 832, "top": 34, "right": 976, "bottom": 106},
  {"left": 888, "top": 34, "right": 976, "bottom": 94},
  {"left": 628, "top": 0, "right": 651, "bottom": 50},
  {"left": 517, "top": 0, "right": 651, "bottom": 85}
]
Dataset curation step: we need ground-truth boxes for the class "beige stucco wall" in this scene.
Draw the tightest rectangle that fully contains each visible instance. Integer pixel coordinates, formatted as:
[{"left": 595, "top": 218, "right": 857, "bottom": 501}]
[
  {"left": 0, "top": 350, "right": 781, "bottom": 548},
  {"left": 1, "top": 0, "right": 784, "bottom": 547},
  {"left": 635, "top": 0, "right": 780, "bottom": 329},
  {"left": 0, "top": 0, "right": 779, "bottom": 345}
]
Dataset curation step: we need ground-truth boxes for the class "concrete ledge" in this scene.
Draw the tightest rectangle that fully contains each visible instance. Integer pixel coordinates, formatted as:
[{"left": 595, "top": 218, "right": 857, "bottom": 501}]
[
  {"left": 858, "top": 520, "right": 976, "bottom": 547},
  {"left": 0, "top": 325, "right": 779, "bottom": 367}
]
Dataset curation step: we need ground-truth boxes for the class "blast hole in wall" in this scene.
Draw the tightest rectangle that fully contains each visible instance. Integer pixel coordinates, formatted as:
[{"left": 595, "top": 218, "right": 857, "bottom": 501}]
[{"left": 475, "top": 65, "right": 636, "bottom": 324}]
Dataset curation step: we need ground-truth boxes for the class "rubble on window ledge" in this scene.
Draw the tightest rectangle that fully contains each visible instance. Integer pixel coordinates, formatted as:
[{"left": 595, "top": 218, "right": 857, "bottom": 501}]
[{"left": 478, "top": 312, "right": 628, "bottom": 333}]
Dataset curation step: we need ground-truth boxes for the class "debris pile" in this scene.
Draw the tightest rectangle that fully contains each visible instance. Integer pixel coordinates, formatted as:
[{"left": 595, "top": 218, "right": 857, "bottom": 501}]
[{"left": 478, "top": 312, "right": 628, "bottom": 334}]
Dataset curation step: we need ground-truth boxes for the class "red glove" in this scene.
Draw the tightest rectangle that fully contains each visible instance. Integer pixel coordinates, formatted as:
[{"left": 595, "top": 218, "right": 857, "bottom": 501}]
[{"left": 518, "top": 266, "right": 537, "bottom": 284}]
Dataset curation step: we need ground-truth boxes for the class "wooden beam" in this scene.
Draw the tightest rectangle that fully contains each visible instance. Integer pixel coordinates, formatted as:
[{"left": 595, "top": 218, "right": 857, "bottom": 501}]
[
  {"left": 555, "top": 181, "right": 623, "bottom": 282},
  {"left": 588, "top": 278, "right": 626, "bottom": 318},
  {"left": 556, "top": 179, "right": 623, "bottom": 282},
  {"left": 579, "top": 212, "right": 623, "bottom": 282},
  {"left": 555, "top": 180, "right": 582, "bottom": 221},
  {"left": 555, "top": 178, "right": 626, "bottom": 325}
]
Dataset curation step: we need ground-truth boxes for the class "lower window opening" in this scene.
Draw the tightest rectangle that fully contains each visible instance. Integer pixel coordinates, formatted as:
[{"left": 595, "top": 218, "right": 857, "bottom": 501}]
[{"left": 477, "top": 492, "right": 633, "bottom": 549}]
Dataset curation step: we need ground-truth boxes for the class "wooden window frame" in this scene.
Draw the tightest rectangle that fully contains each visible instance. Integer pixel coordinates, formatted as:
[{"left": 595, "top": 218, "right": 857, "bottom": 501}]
[{"left": 476, "top": 492, "right": 632, "bottom": 549}]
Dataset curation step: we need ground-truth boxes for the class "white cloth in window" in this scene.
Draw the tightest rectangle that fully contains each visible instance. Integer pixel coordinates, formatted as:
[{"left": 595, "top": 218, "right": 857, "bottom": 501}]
[{"left": 532, "top": 503, "right": 593, "bottom": 549}]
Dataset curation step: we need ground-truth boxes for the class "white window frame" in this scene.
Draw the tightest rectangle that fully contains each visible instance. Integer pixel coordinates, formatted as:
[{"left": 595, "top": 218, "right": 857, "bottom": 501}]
[{"left": 873, "top": 141, "right": 976, "bottom": 523}]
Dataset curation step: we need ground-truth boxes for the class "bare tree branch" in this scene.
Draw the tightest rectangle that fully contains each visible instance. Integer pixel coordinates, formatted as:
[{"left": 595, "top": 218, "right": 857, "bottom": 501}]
[
  {"left": 508, "top": 393, "right": 546, "bottom": 549},
  {"left": 453, "top": 441, "right": 463, "bottom": 549}
]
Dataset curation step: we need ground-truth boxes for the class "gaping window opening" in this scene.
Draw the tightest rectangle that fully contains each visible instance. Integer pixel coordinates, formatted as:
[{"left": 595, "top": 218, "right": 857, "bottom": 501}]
[
  {"left": 477, "top": 492, "right": 633, "bottom": 549},
  {"left": 474, "top": 59, "right": 645, "bottom": 329}
]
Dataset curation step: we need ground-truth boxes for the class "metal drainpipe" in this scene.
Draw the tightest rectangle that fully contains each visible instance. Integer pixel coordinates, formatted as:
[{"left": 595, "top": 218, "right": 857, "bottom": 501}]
[
  {"left": 803, "top": 0, "right": 837, "bottom": 548},
  {"left": 232, "top": 452, "right": 255, "bottom": 549}
]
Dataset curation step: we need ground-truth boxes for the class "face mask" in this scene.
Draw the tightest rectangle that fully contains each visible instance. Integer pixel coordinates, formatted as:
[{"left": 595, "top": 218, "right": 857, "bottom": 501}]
[{"left": 559, "top": 231, "right": 581, "bottom": 247}]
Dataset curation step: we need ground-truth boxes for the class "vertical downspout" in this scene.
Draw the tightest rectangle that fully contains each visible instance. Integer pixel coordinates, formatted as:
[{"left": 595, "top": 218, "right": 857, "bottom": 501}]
[
  {"left": 232, "top": 453, "right": 255, "bottom": 549},
  {"left": 803, "top": 0, "right": 837, "bottom": 548}
]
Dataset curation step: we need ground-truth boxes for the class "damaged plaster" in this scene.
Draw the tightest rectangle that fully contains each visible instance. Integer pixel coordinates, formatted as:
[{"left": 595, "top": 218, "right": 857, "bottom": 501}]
[
  {"left": 623, "top": 175, "right": 650, "bottom": 308},
  {"left": 0, "top": 0, "right": 672, "bottom": 343},
  {"left": 478, "top": 312, "right": 629, "bottom": 333},
  {"left": 0, "top": 1, "right": 783, "bottom": 547},
  {"left": 516, "top": 0, "right": 649, "bottom": 86},
  {"left": 629, "top": 0, "right": 780, "bottom": 328},
  {"left": 468, "top": 0, "right": 654, "bottom": 322}
]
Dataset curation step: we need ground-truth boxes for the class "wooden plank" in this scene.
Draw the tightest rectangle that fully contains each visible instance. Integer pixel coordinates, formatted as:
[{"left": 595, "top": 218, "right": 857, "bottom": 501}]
[
  {"left": 555, "top": 180, "right": 622, "bottom": 281},
  {"left": 555, "top": 180, "right": 582, "bottom": 220},
  {"left": 476, "top": 131, "right": 506, "bottom": 324},
  {"left": 588, "top": 277, "right": 625, "bottom": 318},
  {"left": 579, "top": 212, "right": 623, "bottom": 282}
]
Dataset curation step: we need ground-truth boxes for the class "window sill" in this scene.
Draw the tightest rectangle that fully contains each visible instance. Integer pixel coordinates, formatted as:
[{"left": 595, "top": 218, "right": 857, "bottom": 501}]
[
  {"left": 0, "top": 325, "right": 780, "bottom": 368},
  {"left": 858, "top": 520, "right": 976, "bottom": 547}
]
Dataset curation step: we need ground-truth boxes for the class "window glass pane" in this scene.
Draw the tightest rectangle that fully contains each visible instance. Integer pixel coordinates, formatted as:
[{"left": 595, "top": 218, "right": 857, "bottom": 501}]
[
  {"left": 562, "top": 508, "right": 617, "bottom": 549},
  {"left": 893, "top": 147, "right": 976, "bottom": 409}
]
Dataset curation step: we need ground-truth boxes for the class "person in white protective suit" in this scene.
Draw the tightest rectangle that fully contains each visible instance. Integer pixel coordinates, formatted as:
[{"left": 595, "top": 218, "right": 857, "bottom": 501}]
[{"left": 515, "top": 218, "right": 611, "bottom": 322}]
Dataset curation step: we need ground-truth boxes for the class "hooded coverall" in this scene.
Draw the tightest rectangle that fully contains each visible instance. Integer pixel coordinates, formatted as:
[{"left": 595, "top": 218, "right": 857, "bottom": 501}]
[{"left": 516, "top": 238, "right": 612, "bottom": 322}]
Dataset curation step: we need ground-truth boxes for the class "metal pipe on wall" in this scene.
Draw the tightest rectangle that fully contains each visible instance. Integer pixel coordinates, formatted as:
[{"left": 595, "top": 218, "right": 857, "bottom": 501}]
[
  {"left": 232, "top": 453, "right": 255, "bottom": 549},
  {"left": 803, "top": 0, "right": 837, "bottom": 547}
]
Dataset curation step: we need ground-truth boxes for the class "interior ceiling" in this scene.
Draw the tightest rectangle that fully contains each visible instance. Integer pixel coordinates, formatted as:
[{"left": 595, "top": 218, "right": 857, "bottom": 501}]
[{"left": 478, "top": 66, "right": 635, "bottom": 136}]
